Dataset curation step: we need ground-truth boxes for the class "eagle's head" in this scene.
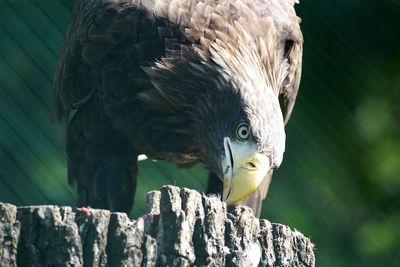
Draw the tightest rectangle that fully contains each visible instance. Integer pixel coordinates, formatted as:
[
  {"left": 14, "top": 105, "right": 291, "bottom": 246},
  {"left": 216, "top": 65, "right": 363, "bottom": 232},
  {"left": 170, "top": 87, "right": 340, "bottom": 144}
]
[
  {"left": 191, "top": 87, "right": 285, "bottom": 204},
  {"left": 140, "top": 0, "right": 303, "bottom": 204}
]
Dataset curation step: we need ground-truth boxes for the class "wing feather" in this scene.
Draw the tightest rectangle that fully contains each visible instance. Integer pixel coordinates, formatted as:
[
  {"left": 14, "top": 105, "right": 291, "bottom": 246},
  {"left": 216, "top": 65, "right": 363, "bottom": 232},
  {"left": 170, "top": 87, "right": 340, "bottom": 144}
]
[
  {"left": 53, "top": 0, "right": 157, "bottom": 122},
  {"left": 280, "top": 41, "right": 303, "bottom": 124}
]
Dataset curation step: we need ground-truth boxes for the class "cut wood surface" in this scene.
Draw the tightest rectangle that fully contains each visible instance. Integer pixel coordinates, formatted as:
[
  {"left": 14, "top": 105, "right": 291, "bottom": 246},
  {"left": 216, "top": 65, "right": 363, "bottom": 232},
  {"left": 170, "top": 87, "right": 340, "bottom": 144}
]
[{"left": 0, "top": 186, "right": 315, "bottom": 266}]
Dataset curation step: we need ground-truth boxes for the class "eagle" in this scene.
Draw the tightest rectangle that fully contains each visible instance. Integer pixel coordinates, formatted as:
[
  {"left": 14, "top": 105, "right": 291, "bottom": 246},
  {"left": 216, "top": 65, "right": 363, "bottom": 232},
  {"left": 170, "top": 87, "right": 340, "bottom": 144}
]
[{"left": 54, "top": 0, "right": 303, "bottom": 217}]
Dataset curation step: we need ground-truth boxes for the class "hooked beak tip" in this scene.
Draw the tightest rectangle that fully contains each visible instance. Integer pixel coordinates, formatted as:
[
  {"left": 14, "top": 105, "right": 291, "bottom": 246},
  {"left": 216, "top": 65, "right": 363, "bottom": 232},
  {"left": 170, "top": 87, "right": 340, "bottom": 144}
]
[{"left": 221, "top": 138, "right": 271, "bottom": 204}]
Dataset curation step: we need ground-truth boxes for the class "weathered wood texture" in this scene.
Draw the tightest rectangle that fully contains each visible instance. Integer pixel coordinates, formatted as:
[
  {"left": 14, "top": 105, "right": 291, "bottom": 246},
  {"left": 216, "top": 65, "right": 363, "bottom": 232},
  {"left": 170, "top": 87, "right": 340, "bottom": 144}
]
[{"left": 0, "top": 186, "right": 314, "bottom": 267}]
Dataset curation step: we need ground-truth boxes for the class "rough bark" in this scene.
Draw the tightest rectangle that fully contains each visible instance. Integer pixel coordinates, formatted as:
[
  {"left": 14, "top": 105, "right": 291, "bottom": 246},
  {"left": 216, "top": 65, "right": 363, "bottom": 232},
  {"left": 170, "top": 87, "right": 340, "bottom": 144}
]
[{"left": 0, "top": 186, "right": 315, "bottom": 267}]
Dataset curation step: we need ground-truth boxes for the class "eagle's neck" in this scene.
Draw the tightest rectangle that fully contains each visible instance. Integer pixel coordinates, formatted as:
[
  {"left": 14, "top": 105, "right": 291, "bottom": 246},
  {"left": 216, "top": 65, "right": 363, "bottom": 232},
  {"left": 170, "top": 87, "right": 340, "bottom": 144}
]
[{"left": 207, "top": 32, "right": 287, "bottom": 166}]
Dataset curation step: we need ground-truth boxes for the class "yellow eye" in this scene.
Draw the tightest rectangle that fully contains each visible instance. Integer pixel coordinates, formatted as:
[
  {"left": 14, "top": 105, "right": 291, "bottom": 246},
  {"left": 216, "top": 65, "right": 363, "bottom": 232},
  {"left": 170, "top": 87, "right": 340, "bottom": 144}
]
[{"left": 236, "top": 123, "right": 250, "bottom": 141}]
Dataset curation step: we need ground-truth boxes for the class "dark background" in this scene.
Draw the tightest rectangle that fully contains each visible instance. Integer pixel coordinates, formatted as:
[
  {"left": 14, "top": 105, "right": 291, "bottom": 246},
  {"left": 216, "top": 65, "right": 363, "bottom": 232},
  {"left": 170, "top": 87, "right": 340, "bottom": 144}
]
[{"left": 0, "top": 0, "right": 399, "bottom": 266}]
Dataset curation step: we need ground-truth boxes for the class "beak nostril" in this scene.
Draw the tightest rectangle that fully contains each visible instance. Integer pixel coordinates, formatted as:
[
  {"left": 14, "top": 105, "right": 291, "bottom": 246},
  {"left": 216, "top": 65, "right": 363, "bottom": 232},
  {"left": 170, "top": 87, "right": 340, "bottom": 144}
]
[{"left": 246, "top": 162, "right": 257, "bottom": 169}]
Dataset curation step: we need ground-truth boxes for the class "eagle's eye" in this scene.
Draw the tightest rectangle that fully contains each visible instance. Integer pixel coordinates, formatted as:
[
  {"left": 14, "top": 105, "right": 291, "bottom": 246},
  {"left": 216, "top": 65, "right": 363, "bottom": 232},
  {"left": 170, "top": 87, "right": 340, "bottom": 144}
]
[{"left": 236, "top": 123, "right": 250, "bottom": 141}]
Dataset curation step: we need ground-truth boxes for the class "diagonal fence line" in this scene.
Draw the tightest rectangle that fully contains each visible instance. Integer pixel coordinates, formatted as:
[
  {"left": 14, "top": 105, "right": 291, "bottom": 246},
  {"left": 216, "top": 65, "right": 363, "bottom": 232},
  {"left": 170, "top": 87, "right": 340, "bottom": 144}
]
[
  {"left": 0, "top": 174, "right": 26, "bottom": 205},
  {"left": 302, "top": 0, "right": 393, "bottom": 81},
  {"left": 0, "top": 82, "right": 66, "bottom": 164},
  {"left": 0, "top": 24, "right": 56, "bottom": 86},
  {"left": 0, "top": 53, "right": 51, "bottom": 111},
  {"left": 0, "top": 141, "right": 52, "bottom": 204},
  {"left": 0, "top": 106, "right": 75, "bottom": 199},
  {"left": 0, "top": 31, "right": 69, "bottom": 156},
  {"left": 4, "top": 0, "right": 59, "bottom": 58},
  {"left": 32, "top": 1, "right": 68, "bottom": 36}
]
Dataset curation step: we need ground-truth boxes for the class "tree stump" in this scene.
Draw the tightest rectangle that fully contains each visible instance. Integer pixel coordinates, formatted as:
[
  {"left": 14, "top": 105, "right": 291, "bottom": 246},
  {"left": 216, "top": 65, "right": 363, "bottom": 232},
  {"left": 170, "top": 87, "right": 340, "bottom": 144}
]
[{"left": 0, "top": 186, "right": 315, "bottom": 266}]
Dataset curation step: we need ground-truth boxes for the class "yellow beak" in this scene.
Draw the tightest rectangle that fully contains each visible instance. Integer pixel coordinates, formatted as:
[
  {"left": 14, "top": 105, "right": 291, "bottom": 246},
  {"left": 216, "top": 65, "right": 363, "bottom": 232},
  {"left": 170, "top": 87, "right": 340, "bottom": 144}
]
[{"left": 222, "top": 137, "right": 271, "bottom": 204}]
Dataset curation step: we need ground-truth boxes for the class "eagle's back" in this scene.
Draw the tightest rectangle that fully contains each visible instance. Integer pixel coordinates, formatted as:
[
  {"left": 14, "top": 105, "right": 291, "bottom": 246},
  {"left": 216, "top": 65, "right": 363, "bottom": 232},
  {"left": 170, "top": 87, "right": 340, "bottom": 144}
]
[{"left": 54, "top": 0, "right": 302, "bottom": 124}]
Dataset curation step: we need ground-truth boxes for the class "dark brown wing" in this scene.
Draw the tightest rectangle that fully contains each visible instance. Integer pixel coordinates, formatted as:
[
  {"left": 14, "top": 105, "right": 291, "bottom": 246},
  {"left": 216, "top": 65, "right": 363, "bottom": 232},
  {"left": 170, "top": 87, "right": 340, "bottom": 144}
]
[
  {"left": 54, "top": 0, "right": 138, "bottom": 122},
  {"left": 53, "top": 0, "right": 168, "bottom": 212}
]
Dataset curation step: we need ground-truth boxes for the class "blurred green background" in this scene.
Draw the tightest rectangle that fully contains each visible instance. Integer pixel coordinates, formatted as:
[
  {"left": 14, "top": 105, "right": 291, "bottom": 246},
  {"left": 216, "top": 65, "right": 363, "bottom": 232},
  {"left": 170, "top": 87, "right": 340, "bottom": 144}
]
[{"left": 0, "top": 0, "right": 399, "bottom": 266}]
